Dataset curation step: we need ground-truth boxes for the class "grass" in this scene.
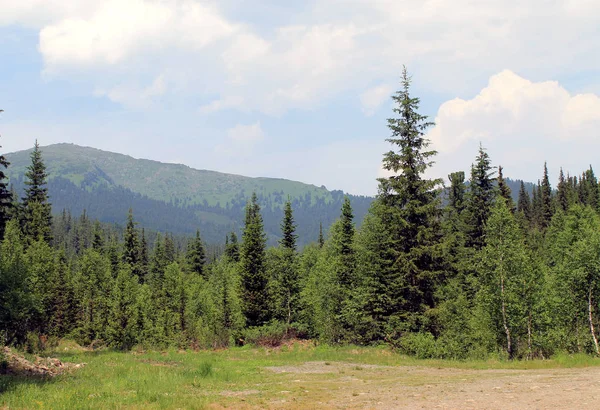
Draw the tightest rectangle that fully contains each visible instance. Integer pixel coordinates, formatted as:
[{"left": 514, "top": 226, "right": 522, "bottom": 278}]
[{"left": 2, "top": 341, "right": 600, "bottom": 409}]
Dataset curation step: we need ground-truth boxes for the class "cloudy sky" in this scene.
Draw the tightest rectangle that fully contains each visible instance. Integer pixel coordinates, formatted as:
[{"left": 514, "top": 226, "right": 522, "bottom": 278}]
[{"left": 1, "top": 0, "right": 599, "bottom": 195}]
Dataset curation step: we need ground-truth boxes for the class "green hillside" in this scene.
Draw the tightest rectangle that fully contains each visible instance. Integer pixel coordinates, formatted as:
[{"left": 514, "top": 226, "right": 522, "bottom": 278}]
[
  {"left": 5, "top": 143, "right": 334, "bottom": 208},
  {"left": 5, "top": 144, "right": 373, "bottom": 245}
]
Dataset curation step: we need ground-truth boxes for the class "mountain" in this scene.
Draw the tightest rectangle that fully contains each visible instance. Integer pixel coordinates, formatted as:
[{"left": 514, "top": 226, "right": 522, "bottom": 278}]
[{"left": 5, "top": 144, "right": 374, "bottom": 245}]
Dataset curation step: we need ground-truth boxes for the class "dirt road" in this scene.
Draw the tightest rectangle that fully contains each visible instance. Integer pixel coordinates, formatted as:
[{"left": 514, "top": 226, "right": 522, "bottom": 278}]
[{"left": 261, "top": 362, "right": 600, "bottom": 409}]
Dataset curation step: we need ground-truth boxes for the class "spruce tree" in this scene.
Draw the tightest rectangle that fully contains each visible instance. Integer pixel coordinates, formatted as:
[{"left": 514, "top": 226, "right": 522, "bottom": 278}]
[
  {"left": 517, "top": 181, "right": 532, "bottom": 223},
  {"left": 225, "top": 232, "right": 240, "bottom": 263},
  {"left": 138, "top": 228, "right": 149, "bottom": 280},
  {"left": 21, "top": 141, "right": 52, "bottom": 243},
  {"left": 556, "top": 168, "right": 569, "bottom": 212},
  {"left": 187, "top": 229, "right": 206, "bottom": 277},
  {"left": 280, "top": 199, "right": 298, "bottom": 251},
  {"left": 367, "top": 67, "right": 443, "bottom": 335},
  {"left": 540, "top": 162, "right": 553, "bottom": 228},
  {"left": 497, "top": 166, "right": 515, "bottom": 212},
  {"left": 240, "top": 193, "right": 270, "bottom": 327},
  {"left": 122, "top": 208, "right": 140, "bottom": 278},
  {"left": 272, "top": 200, "right": 300, "bottom": 325},
  {"left": 466, "top": 143, "right": 495, "bottom": 249},
  {"left": 318, "top": 222, "right": 325, "bottom": 248},
  {"left": 0, "top": 128, "right": 12, "bottom": 240}
]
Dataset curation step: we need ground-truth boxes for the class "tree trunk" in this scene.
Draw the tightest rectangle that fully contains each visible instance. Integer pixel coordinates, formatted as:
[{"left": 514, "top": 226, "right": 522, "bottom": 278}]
[
  {"left": 500, "top": 261, "right": 512, "bottom": 358},
  {"left": 527, "top": 311, "right": 532, "bottom": 359},
  {"left": 588, "top": 285, "right": 599, "bottom": 355}
]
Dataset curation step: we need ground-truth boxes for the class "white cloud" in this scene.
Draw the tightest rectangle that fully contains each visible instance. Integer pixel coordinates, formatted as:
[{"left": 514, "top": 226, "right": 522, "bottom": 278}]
[
  {"left": 428, "top": 70, "right": 600, "bottom": 153},
  {"left": 360, "top": 84, "right": 392, "bottom": 116},
  {"left": 38, "top": 0, "right": 235, "bottom": 68},
  {"left": 215, "top": 122, "right": 265, "bottom": 157},
  {"left": 4, "top": 0, "right": 600, "bottom": 114},
  {"left": 199, "top": 96, "right": 245, "bottom": 114},
  {"left": 427, "top": 70, "right": 600, "bottom": 185},
  {"left": 227, "top": 122, "right": 264, "bottom": 143},
  {"left": 94, "top": 75, "right": 167, "bottom": 109}
]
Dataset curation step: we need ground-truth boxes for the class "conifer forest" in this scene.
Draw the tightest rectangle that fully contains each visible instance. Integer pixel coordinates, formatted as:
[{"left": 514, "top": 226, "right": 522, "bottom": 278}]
[{"left": 4, "top": 68, "right": 600, "bottom": 361}]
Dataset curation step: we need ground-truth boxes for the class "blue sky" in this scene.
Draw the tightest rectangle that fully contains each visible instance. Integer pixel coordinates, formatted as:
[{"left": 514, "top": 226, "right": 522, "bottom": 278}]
[{"left": 1, "top": 0, "right": 599, "bottom": 195}]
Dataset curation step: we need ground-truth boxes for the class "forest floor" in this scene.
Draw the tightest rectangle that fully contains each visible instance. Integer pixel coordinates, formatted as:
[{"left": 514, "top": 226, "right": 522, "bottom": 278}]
[{"left": 1, "top": 341, "right": 599, "bottom": 409}]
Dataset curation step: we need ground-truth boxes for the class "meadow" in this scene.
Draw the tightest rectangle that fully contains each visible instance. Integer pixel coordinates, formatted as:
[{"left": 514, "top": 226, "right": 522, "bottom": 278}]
[{"left": 2, "top": 341, "right": 600, "bottom": 409}]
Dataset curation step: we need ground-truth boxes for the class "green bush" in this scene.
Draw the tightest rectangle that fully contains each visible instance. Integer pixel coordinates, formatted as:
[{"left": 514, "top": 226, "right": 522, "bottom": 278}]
[
  {"left": 239, "top": 321, "right": 308, "bottom": 347},
  {"left": 397, "top": 332, "right": 437, "bottom": 359}
]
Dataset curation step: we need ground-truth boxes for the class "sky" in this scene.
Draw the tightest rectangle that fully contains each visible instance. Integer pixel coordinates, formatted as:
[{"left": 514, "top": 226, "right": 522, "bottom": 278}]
[{"left": 1, "top": 0, "right": 599, "bottom": 196}]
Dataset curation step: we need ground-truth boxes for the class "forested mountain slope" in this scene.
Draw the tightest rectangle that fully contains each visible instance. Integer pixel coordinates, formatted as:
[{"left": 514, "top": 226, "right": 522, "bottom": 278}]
[{"left": 5, "top": 143, "right": 373, "bottom": 244}]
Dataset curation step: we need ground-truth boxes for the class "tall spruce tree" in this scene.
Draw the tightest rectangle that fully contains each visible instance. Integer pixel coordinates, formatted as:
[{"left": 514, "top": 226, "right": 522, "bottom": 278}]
[
  {"left": 0, "top": 125, "right": 12, "bottom": 240},
  {"left": 280, "top": 199, "right": 298, "bottom": 251},
  {"left": 271, "top": 199, "right": 300, "bottom": 324},
  {"left": 466, "top": 143, "right": 496, "bottom": 249},
  {"left": 318, "top": 222, "right": 325, "bottom": 248},
  {"left": 225, "top": 232, "right": 240, "bottom": 263},
  {"left": 540, "top": 162, "right": 553, "bottom": 228},
  {"left": 122, "top": 208, "right": 140, "bottom": 278},
  {"left": 22, "top": 141, "right": 52, "bottom": 243},
  {"left": 367, "top": 67, "right": 443, "bottom": 335},
  {"left": 556, "top": 168, "right": 569, "bottom": 212},
  {"left": 240, "top": 193, "right": 270, "bottom": 327},
  {"left": 187, "top": 229, "right": 207, "bottom": 277},
  {"left": 497, "top": 166, "right": 515, "bottom": 213}
]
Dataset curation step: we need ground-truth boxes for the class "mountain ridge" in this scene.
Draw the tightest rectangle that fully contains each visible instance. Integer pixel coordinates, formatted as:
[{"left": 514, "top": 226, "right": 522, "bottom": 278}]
[{"left": 5, "top": 143, "right": 374, "bottom": 245}]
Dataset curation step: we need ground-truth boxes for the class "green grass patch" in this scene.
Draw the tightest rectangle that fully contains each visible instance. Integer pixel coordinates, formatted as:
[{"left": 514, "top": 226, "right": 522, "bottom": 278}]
[{"left": 2, "top": 342, "right": 600, "bottom": 409}]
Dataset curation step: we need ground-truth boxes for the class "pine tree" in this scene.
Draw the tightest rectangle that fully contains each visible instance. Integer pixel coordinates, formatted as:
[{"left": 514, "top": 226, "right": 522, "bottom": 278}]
[
  {"left": 447, "top": 171, "right": 466, "bottom": 214},
  {"left": 497, "top": 166, "right": 515, "bottom": 212},
  {"left": 122, "top": 208, "right": 140, "bottom": 277},
  {"left": 92, "top": 221, "right": 105, "bottom": 251},
  {"left": 187, "top": 229, "right": 206, "bottom": 278},
  {"left": 318, "top": 222, "right": 325, "bottom": 248},
  {"left": 271, "top": 200, "right": 300, "bottom": 325},
  {"left": 367, "top": 67, "right": 443, "bottom": 336},
  {"left": 466, "top": 144, "right": 496, "bottom": 249},
  {"left": 21, "top": 141, "right": 52, "bottom": 243},
  {"left": 0, "top": 127, "right": 12, "bottom": 240},
  {"left": 138, "top": 228, "right": 149, "bottom": 280},
  {"left": 280, "top": 199, "right": 298, "bottom": 251},
  {"left": 540, "top": 162, "right": 553, "bottom": 228},
  {"left": 163, "top": 234, "right": 176, "bottom": 265},
  {"left": 225, "top": 232, "right": 240, "bottom": 263},
  {"left": 240, "top": 193, "right": 270, "bottom": 327},
  {"left": 556, "top": 168, "right": 569, "bottom": 212},
  {"left": 107, "top": 265, "right": 139, "bottom": 350}
]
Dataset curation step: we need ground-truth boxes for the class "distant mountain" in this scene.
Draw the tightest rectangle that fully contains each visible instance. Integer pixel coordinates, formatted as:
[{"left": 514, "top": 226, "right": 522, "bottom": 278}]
[{"left": 5, "top": 144, "right": 374, "bottom": 245}]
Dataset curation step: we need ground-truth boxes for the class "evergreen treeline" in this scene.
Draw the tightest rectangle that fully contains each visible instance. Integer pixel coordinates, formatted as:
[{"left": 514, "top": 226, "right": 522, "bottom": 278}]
[
  {"left": 7, "top": 174, "right": 373, "bottom": 247},
  {"left": 3, "top": 71, "right": 600, "bottom": 359}
]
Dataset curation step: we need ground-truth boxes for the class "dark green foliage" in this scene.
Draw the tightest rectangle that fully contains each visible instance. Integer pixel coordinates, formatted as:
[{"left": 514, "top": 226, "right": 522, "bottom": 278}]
[
  {"left": 21, "top": 141, "right": 52, "bottom": 243},
  {"left": 540, "top": 162, "right": 554, "bottom": 228},
  {"left": 517, "top": 181, "right": 532, "bottom": 221},
  {"left": 187, "top": 230, "right": 206, "bottom": 278},
  {"left": 123, "top": 208, "right": 140, "bottom": 277},
  {"left": 466, "top": 144, "right": 496, "bottom": 249},
  {"left": 0, "top": 220, "right": 32, "bottom": 344},
  {"left": 497, "top": 166, "right": 515, "bottom": 213},
  {"left": 0, "top": 130, "right": 11, "bottom": 240},
  {"left": 225, "top": 232, "right": 240, "bottom": 263},
  {"left": 240, "top": 193, "right": 270, "bottom": 327},
  {"left": 368, "top": 67, "right": 443, "bottom": 336},
  {"left": 318, "top": 222, "right": 324, "bottom": 248},
  {"left": 270, "top": 201, "right": 300, "bottom": 325},
  {"left": 280, "top": 199, "right": 298, "bottom": 252}
]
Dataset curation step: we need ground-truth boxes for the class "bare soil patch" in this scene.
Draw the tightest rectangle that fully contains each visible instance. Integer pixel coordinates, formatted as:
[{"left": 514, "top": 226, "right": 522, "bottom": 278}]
[{"left": 263, "top": 361, "right": 600, "bottom": 409}]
